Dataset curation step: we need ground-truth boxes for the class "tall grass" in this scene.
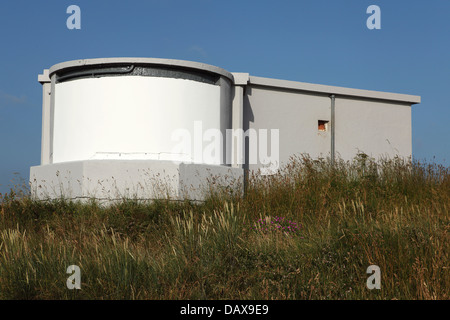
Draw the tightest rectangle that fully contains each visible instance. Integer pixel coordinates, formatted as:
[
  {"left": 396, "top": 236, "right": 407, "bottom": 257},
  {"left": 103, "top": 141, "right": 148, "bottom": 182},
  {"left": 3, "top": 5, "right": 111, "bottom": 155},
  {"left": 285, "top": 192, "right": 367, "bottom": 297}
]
[{"left": 0, "top": 155, "right": 448, "bottom": 299}]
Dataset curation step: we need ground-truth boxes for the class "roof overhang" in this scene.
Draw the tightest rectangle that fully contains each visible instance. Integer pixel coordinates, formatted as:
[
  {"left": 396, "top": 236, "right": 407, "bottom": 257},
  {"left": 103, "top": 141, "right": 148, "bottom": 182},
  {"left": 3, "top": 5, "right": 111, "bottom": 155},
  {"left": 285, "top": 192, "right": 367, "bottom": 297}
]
[{"left": 247, "top": 75, "right": 421, "bottom": 105}]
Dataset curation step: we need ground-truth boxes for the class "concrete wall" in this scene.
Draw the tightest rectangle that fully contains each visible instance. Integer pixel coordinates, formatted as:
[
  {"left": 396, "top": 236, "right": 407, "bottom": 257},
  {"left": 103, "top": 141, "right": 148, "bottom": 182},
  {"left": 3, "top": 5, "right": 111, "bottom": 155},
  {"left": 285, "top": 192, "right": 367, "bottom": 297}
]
[
  {"left": 53, "top": 76, "right": 224, "bottom": 164},
  {"left": 30, "top": 160, "right": 243, "bottom": 202},
  {"left": 335, "top": 97, "right": 412, "bottom": 160},
  {"left": 243, "top": 82, "right": 415, "bottom": 172},
  {"left": 244, "top": 85, "right": 332, "bottom": 171}
]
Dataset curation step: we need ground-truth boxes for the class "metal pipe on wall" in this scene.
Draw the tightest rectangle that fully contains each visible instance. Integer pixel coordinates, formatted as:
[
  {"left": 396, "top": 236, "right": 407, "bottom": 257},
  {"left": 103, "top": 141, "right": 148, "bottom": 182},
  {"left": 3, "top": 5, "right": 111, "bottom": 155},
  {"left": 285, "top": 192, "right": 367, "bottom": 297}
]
[{"left": 330, "top": 94, "right": 336, "bottom": 165}]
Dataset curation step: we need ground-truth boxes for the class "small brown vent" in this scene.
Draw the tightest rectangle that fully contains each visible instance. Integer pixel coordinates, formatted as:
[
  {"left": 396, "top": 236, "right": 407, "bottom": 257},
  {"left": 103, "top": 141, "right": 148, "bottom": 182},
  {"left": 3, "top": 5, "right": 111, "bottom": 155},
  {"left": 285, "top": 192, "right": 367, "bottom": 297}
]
[{"left": 318, "top": 120, "right": 329, "bottom": 131}]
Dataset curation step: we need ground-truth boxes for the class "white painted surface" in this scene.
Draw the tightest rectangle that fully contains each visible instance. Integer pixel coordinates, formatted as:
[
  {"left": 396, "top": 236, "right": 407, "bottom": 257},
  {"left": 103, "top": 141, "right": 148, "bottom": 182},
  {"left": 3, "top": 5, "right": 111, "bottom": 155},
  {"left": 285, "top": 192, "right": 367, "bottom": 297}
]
[{"left": 53, "top": 76, "right": 221, "bottom": 164}]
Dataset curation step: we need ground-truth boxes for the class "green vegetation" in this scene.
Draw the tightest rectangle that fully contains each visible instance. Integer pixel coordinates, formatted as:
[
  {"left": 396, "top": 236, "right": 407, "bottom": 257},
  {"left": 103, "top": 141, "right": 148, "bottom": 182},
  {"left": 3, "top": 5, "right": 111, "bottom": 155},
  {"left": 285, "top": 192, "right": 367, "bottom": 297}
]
[{"left": 0, "top": 155, "right": 448, "bottom": 299}]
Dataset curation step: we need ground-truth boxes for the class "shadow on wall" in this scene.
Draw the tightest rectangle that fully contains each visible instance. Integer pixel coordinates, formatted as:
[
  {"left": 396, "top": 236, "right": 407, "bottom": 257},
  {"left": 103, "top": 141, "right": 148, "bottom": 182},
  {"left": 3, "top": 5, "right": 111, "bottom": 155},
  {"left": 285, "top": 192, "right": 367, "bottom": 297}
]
[{"left": 243, "top": 86, "right": 254, "bottom": 173}]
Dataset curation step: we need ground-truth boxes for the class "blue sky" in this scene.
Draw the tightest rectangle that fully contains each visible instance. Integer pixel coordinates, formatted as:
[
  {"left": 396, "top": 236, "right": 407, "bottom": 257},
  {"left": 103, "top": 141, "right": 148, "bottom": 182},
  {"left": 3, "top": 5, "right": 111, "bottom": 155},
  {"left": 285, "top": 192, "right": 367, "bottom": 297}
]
[{"left": 0, "top": 0, "right": 449, "bottom": 194}]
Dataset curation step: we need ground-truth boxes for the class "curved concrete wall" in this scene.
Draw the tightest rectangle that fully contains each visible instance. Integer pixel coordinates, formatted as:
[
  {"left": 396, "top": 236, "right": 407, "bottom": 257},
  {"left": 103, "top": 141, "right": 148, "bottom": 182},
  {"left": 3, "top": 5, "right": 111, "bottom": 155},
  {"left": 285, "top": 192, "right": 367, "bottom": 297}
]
[{"left": 48, "top": 58, "right": 233, "bottom": 165}]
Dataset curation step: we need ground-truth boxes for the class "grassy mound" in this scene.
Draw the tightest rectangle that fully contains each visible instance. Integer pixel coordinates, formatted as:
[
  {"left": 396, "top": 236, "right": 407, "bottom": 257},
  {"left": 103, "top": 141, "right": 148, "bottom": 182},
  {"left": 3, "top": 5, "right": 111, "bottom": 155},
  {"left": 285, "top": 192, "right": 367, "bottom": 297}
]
[{"left": 0, "top": 155, "right": 448, "bottom": 299}]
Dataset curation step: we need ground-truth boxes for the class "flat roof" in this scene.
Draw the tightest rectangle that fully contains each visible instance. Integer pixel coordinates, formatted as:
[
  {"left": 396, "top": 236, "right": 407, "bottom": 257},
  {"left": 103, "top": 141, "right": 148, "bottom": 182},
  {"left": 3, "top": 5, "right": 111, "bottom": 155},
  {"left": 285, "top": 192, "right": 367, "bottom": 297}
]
[
  {"left": 248, "top": 75, "right": 421, "bottom": 105},
  {"left": 46, "top": 58, "right": 420, "bottom": 104}
]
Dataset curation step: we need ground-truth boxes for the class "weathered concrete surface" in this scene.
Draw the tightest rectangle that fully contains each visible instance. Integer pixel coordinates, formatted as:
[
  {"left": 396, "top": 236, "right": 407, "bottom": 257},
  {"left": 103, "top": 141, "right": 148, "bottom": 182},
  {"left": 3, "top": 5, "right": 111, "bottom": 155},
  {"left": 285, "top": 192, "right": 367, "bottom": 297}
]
[{"left": 30, "top": 160, "right": 243, "bottom": 202}]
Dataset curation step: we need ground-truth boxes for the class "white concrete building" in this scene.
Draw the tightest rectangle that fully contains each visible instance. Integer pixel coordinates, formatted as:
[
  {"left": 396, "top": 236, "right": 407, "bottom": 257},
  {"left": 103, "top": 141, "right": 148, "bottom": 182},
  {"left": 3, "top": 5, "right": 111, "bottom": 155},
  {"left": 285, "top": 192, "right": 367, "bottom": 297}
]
[{"left": 30, "top": 58, "right": 420, "bottom": 201}]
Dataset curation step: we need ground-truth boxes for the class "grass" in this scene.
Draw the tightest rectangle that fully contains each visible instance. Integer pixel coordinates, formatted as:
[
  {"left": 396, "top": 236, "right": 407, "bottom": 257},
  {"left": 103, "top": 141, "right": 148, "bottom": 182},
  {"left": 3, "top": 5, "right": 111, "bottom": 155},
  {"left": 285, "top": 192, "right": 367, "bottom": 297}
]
[{"left": 0, "top": 154, "right": 448, "bottom": 299}]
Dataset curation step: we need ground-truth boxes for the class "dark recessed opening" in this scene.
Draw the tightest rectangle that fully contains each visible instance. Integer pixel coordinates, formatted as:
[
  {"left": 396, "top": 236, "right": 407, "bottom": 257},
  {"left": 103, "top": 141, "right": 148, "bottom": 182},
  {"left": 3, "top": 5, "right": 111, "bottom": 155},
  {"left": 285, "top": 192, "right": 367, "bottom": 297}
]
[{"left": 318, "top": 120, "right": 329, "bottom": 131}]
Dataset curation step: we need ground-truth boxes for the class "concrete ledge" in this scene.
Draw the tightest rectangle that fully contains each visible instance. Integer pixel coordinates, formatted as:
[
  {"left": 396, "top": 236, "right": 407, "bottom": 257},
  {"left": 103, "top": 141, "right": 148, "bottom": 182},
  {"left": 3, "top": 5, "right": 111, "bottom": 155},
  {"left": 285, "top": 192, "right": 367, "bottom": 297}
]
[
  {"left": 232, "top": 73, "right": 249, "bottom": 85},
  {"left": 38, "top": 69, "right": 50, "bottom": 84},
  {"left": 30, "top": 160, "right": 244, "bottom": 202}
]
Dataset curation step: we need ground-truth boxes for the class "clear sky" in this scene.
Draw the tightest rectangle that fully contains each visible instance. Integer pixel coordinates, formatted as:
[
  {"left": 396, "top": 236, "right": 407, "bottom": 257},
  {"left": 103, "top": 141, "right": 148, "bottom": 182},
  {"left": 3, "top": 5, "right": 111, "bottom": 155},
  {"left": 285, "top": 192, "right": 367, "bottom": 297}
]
[{"left": 0, "top": 0, "right": 449, "bottom": 194}]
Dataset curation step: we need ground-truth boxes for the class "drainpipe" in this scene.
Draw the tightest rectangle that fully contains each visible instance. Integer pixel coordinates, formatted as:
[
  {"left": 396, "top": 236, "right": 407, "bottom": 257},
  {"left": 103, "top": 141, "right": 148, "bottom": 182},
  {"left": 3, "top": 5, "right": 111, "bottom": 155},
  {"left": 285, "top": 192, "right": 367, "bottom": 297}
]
[
  {"left": 330, "top": 94, "right": 336, "bottom": 166},
  {"left": 38, "top": 70, "right": 51, "bottom": 165}
]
